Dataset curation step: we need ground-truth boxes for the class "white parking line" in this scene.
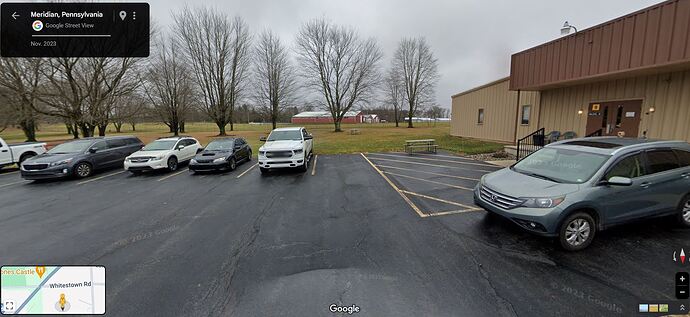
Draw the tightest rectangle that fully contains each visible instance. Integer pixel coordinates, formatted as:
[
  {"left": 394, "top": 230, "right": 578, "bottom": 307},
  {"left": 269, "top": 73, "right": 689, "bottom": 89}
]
[
  {"left": 383, "top": 171, "right": 475, "bottom": 191},
  {"left": 0, "top": 180, "right": 30, "bottom": 188},
  {"left": 158, "top": 169, "right": 188, "bottom": 182},
  {"left": 376, "top": 165, "right": 480, "bottom": 181},
  {"left": 77, "top": 170, "right": 127, "bottom": 185},
  {"left": 236, "top": 163, "right": 258, "bottom": 179},
  {"left": 311, "top": 155, "right": 318, "bottom": 176},
  {"left": 366, "top": 156, "right": 496, "bottom": 173},
  {"left": 398, "top": 190, "right": 477, "bottom": 210},
  {"left": 369, "top": 153, "right": 498, "bottom": 168},
  {"left": 361, "top": 153, "right": 427, "bottom": 218},
  {"left": 391, "top": 152, "right": 477, "bottom": 161},
  {"left": 426, "top": 208, "right": 483, "bottom": 217}
]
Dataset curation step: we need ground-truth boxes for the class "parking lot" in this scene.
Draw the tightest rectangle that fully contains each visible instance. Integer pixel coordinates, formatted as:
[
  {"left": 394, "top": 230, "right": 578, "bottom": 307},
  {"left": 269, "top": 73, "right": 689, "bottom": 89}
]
[{"left": 0, "top": 152, "right": 688, "bottom": 316}]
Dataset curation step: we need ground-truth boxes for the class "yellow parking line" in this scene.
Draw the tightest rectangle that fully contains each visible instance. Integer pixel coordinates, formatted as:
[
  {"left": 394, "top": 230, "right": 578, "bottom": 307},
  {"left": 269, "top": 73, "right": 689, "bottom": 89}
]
[
  {"left": 369, "top": 153, "right": 497, "bottom": 168},
  {"left": 367, "top": 156, "right": 495, "bottom": 173},
  {"left": 383, "top": 171, "right": 475, "bottom": 191},
  {"left": 158, "top": 169, "right": 187, "bottom": 182},
  {"left": 0, "top": 180, "right": 30, "bottom": 188},
  {"left": 236, "top": 163, "right": 258, "bottom": 179},
  {"left": 361, "top": 153, "right": 427, "bottom": 218},
  {"left": 311, "top": 155, "right": 318, "bottom": 176},
  {"left": 426, "top": 208, "right": 483, "bottom": 217},
  {"left": 376, "top": 165, "right": 480, "bottom": 181},
  {"left": 0, "top": 170, "right": 20, "bottom": 176},
  {"left": 77, "top": 170, "right": 126, "bottom": 185},
  {"left": 398, "top": 189, "right": 477, "bottom": 209}
]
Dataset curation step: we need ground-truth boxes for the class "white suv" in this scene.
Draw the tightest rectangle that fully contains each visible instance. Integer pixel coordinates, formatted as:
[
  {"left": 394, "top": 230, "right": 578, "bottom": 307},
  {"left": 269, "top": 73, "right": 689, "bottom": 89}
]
[
  {"left": 125, "top": 137, "right": 200, "bottom": 173},
  {"left": 258, "top": 127, "right": 313, "bottom": 174}
]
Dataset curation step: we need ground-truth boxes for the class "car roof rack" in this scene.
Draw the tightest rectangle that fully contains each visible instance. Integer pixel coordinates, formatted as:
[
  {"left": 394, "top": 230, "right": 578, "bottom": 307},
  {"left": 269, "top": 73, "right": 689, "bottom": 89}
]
[{"left": 156, "top": 135, "right": 193, "bottom": 140}]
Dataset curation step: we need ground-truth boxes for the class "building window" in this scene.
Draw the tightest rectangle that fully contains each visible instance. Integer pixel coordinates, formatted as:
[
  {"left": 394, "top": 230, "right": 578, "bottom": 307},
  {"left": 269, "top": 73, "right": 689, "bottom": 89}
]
[
  {"left": 521, "top": 105, "right": 531, "bottom": 125},
  {"left": 477, "top": 109, "right": 484, "bottom": 124}
]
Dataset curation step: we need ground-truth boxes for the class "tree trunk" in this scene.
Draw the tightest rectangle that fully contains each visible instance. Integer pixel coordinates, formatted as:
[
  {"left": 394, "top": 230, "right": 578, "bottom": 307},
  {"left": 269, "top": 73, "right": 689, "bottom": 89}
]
[
  {"left": 19, "top": 118, "right": 37, "bottom": 142},
  {"left": 97, "top": 124, "right": 107, "bottom": 136},
  {"left": 229, "top": 121, "right": 234, "bottom": 131},
  {"left": 130, "top": 123, "right": 136, "bottom": 131},
  {"left": 394, "top": 107, "right": 399, "bottom": 127},
  {"left": 71, "top": 123, "right": 79, "bottom": 139},
  {"left": 407, "top": 112, "right": 414, "bottom": 128},
  {"left": 65, "top": 123, "right": 73, "bottom": 135},
  {"left": 79, "top": 123, "right": 92, "bottom": 138},
  {"left": 114, "top": 122, "right": 123, "bottom": 133},
  {"left": 333, "top": 120, "right": 342, "bottom": 132},
  {"left": 179, "top": 121, "right": 186, "bottom": 133},
  {"left": 216, "top": 121, "right": 226, "bottom": 136}
]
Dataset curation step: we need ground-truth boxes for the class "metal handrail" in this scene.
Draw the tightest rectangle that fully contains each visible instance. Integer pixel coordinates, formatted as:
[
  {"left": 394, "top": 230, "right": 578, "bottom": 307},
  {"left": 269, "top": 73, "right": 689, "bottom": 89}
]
[{"left": 516, "top": 128, "right": 545, "bottom": 161}]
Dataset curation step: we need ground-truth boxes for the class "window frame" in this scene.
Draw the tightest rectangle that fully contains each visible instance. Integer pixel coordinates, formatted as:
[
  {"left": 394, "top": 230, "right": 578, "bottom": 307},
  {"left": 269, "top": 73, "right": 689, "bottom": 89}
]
[
  {"left": 477, "top": 108, "right": 485, "bottom": 125},
  {"left": 674, "top": 149, "right": 690, "bottom": 167},
  {"left": 601, "top": 152, "right": 647, "bottom": 181},
  {"left": 520, "top": 105, "right": 531, "bottom": 125}
]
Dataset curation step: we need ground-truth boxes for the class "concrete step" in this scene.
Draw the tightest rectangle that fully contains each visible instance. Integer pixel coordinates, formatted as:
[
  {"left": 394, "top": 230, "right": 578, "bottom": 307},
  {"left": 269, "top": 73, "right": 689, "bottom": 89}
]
[{"left": 504, "top": 145, "right": 517, "bottom": 156}]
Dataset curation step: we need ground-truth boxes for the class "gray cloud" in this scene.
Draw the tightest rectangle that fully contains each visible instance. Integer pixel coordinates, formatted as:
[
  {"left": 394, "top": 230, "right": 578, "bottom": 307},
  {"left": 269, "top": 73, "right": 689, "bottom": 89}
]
[{"left": 149, "top": 0, "right": 662, "bottom": 108}]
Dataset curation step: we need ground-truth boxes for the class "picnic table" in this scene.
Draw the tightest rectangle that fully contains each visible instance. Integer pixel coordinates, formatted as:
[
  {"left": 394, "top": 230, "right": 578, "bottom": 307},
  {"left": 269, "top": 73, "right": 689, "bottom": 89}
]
[
  {"left": 349, "top": 129, "right": 361, "bottom": 135},
  {"left": 405, "top": 139, "right": 438, "bottom": 154}
]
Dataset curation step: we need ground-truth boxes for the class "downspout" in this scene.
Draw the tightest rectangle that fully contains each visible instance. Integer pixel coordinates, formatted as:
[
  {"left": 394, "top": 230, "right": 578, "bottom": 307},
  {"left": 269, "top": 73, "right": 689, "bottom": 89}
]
[{"left": 513, "top": 90, "right": 521, "bottom": 145}]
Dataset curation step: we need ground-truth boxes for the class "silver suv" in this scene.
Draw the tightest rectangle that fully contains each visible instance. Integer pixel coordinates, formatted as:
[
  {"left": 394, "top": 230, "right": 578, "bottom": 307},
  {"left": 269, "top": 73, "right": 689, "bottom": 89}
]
[{"left": 474, "top": 137, "right": 690, "bottom": 251}]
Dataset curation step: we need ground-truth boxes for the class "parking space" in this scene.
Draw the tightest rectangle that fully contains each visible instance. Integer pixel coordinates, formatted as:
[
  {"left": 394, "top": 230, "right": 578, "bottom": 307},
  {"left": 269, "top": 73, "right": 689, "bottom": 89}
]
[
  {"left": 1, "top": 153, "right": 688, "bottom": 316},
  {"left": 362, "top": 151, "right": 501, "bottom": 217}
]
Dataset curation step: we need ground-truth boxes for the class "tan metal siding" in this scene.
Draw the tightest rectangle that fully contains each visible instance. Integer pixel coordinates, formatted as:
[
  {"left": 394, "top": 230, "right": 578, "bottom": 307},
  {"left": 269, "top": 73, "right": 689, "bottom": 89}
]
[
  {"left": 539, "top": 70, "right": 690, "bottom": 141},
  {"left": 451, "top": 79, "right": 517, "bottom": 143},
  {"left": 451, "top": 79, "right": 541, "bottom": 143},
  {"left": 510, "top": 0, "right": 690, "bottom": 90}
]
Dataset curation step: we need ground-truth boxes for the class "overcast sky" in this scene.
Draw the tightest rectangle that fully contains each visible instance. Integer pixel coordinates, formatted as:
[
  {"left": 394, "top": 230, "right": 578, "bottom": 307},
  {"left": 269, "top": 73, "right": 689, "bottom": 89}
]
[{"left": 148, "top": 0, "right": 661, "bottom": 108}]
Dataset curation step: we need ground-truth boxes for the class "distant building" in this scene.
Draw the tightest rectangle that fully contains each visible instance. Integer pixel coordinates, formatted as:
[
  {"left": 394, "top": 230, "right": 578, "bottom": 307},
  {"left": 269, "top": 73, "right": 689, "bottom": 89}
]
[
  {"left": 291, "top": 111, "right": 364, "bottom": 124},
  {"left": 361, "top": 114, "right": 380, "bottom": 123}
]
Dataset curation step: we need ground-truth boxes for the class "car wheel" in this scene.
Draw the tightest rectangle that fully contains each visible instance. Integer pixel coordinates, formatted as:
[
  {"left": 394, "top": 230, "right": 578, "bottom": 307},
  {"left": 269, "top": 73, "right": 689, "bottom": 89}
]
[
  {"left": 74, "top": 162, "right": 93, "bottom": 178},
  {"left": 167, "top": 157, "right": 178, "bottom": 171},
  {"left": 247, "top": 150, "right": 252, "bottom": 161},
  {"left": 19, "top": 152, "right": 36, "bottom": 164},
  {"left": 679, "top": 195, "right": 690, "bottom": 227},
  {"left": 558, "top": 212, "right": 596, "bottom": 251},
  {"left": 229, "top": 158, "right": 237, "bottom": 171}
]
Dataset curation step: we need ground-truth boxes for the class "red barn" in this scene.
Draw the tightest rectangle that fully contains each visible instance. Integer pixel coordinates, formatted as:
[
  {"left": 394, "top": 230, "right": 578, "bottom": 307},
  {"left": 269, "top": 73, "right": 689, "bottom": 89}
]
[{"left": 291, "top": 111, "right": 363, "bottom": 124}]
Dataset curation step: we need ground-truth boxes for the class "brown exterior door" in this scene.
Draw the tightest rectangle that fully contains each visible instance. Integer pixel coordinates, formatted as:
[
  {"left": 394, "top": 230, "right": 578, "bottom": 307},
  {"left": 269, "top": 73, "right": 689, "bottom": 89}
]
[{"left": 586, "top": 100, "right": 642, "bottom": 137}]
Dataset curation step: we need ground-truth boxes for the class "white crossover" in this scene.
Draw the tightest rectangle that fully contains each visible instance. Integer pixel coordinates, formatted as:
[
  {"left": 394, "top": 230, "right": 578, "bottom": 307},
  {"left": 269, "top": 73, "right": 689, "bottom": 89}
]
[{"left": 124, "top": 137, "right": 200, "bottom": 173}]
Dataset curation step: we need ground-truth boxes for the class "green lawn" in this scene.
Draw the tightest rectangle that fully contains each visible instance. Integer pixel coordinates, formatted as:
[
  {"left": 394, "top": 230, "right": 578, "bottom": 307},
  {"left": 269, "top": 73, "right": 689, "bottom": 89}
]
[{"left": 0, "top": 122, "right": 503, "bottom": 155}]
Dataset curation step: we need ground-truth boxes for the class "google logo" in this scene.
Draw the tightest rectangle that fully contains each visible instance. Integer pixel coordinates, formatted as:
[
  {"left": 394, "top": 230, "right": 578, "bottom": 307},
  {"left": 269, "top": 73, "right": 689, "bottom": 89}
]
[{"left": 32, "top": 20, "right": 43, "bottom": 31}]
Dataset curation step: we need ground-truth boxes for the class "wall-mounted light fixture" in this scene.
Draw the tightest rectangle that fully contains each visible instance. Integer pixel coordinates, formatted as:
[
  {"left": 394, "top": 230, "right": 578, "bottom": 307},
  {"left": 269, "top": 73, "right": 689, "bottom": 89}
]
[
  {"left": 561, "top": 21, "right": 578, "bottom": 35},
  {"left": 577, "top": 109, "right": 584, "bottom": 115},
  {"left": 645, "top": 106, "right": 656, "bottom": 115}
]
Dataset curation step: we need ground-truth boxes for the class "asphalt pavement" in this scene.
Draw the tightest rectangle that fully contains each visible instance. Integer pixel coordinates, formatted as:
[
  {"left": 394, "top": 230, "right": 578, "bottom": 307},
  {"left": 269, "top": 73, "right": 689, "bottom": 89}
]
[{"left": 0, "top": 153, "right": 688, "bottom": 316}]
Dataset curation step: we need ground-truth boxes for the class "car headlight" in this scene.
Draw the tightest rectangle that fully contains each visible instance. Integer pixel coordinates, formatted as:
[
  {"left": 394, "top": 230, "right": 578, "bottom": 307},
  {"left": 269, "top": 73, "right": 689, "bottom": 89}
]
[
  {"left": 213, "top": 157, "right": 226, "bottom": 163},
  {"left": 293, "top": 149, "right": 303, "bottom": 155},
  {"left": 49, "top": 158, "right": 73, "bottom": 167},
  {"left": 521, "top": 197, "right": 565, "bottom": 208}
]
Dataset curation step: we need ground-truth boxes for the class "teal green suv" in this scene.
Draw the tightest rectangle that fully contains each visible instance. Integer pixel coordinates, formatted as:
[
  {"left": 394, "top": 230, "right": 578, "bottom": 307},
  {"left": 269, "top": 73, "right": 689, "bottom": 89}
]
[{"left": 474, "top": 137, "right": 690, "bottom": 251}]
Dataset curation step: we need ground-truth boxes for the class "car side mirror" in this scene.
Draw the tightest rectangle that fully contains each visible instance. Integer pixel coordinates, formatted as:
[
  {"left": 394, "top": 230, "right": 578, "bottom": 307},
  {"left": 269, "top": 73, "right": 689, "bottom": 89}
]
[
  {"left": 177, "top": 145, "right": 185, "bottom": 151},
  {"left": 604, "top": 176, "right": 633, "bottom": 186},
  {"left": 196, "top": 147, "right": 203, "bottom": 153},
  {"left": 259, "top": 136, "right": 267, "bottom": 142},
  {"left": 88, "top": 147, "right": 98, "bottom": 153},
  {"left": 304, "top": 135, "right": 313, "bottom": 140}
]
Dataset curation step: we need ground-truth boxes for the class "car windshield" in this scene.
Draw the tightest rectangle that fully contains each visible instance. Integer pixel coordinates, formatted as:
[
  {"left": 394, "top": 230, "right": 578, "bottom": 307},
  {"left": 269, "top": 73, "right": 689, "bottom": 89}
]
[
  {"left": 47, "top": 140, "right": 93, "bottom": 154},
  {"left": 512, "top": 147, "right": 610, "bottom": 184},
  {"left": 142, "top": 140, "right": 177, "bottom": 151},
  {"left": 267, "top": 130, "right": 302, "bottom": 141},
  {"left": 205, "top": 139, "right": 235, "bottom": 151}
]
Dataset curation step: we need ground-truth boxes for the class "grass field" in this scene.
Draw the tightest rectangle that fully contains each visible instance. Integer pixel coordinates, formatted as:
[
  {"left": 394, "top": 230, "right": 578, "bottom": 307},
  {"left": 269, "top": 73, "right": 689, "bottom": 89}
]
[{"left": 0, "top": 122, "right": 504, "bottom": 155}]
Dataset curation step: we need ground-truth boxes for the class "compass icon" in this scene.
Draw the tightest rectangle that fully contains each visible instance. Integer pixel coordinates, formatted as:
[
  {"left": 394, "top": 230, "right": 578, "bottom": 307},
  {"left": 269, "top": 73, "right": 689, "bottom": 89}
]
[{"left": 674, "top": 248, "right": 687, "bottom": 265}]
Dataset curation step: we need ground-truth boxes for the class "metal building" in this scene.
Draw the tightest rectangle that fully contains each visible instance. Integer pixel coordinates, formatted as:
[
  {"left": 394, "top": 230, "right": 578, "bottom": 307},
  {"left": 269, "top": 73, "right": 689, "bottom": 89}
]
[{"left": 451, "top": 0, "right": 690, "bottom": 145}]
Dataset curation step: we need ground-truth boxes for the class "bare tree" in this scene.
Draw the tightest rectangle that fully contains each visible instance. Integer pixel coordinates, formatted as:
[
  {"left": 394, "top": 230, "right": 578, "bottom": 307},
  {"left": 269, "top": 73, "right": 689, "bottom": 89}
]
[
  {"left": 253, "top": 30, "right": 297, "bottom": 129},
  {"left": 111, "top": 93, "right": 145, "bottom": 133},
  {"left": 383, "top": 68, "right": 405, "bottom": 127},
  {"left": 173, "top": 7, "right": 252, "bottom": 135},
  {"left": 0, "top": 58, "right": 44, "bottom": 141},
  {"left": 391, "top": 37, "right": 439, "bottom": 128},
  {"left": 141, "top": 36, "right": 194, "bottom": 136},
  {"left": 295, "top": 19, "right": 382, "bottom": 132}
]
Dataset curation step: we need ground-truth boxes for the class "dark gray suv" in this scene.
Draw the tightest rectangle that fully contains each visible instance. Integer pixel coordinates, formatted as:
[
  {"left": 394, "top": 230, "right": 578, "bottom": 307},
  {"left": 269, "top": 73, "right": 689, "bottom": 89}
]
[
  {"left": 21, "top": 136, "right": 144, "bottom": 180},
  {"left": 474, "top": 137, "right": 690, "bottom": 251}
]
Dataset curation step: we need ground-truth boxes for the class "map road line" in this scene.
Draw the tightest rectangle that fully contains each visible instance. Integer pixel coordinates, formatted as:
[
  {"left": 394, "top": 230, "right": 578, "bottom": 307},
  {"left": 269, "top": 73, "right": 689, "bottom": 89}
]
[{"left": 15, "top": 267, "right": 61, "bottom": 314}]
